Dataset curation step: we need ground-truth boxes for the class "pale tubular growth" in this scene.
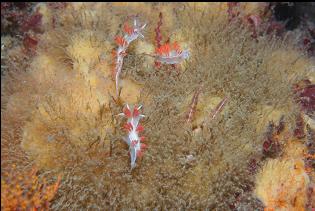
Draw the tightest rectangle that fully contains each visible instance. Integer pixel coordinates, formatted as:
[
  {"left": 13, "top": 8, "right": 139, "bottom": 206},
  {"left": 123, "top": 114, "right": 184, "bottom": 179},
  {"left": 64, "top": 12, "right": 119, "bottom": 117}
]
[
  {"left": 186, "top": 84, "right": 203, "bottom": 123},
  {"left": 118, "top": 104, "right": 146, "bottom": 169},
  {"left": 200, "top": 96, "right": 228, "bottom": 126},
  {"left": 209, "top": 96, "right": 228, "bottom": 120},
  {"left": 113, "top": 19, "right": 146, "bottom": 97}
]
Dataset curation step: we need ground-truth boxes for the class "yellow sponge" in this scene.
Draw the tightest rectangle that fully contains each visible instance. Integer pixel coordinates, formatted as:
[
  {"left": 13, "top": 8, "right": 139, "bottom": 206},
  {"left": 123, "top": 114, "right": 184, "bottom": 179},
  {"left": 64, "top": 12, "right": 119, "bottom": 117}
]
[{"left": 255, "top": 141, "right": 310, "bottom": 211}]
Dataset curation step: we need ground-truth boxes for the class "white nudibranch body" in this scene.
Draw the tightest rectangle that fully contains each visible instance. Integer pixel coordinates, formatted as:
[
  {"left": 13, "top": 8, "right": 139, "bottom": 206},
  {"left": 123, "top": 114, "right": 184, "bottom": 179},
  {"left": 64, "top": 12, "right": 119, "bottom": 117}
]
[
  {"left": 155, "top": 42, "right": 190, "bottom": 65},
  {"left": 112, "top": 19, "right": 146, "bottom": 97},
  {"left": 119, "top": 104, "right": 146, "bottom": 169}
]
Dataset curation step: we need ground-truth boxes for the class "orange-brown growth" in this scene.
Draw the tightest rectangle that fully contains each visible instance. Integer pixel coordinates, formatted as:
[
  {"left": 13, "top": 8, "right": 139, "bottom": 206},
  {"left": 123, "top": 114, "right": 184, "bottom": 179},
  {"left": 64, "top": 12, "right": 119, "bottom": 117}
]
[
  {"left": 255, "top": 141, "right": 310, "bottom": 211},
  {"left": 1, "top": 165, "right": 61, "bottom": 211}
]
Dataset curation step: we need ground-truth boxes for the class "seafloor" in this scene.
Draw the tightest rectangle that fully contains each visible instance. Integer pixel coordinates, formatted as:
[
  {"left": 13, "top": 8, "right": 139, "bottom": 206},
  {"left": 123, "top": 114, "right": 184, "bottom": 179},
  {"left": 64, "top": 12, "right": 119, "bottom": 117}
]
[{"left": 1, "top": 2, "right": 314, "bottom": 210}]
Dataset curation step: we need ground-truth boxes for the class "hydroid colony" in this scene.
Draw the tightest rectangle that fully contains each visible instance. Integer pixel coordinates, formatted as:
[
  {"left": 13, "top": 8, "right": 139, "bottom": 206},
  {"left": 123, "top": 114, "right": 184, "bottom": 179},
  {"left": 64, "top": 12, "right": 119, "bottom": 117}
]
[{"left": 1, "top": 2, "right": 314, "bottom": 210}]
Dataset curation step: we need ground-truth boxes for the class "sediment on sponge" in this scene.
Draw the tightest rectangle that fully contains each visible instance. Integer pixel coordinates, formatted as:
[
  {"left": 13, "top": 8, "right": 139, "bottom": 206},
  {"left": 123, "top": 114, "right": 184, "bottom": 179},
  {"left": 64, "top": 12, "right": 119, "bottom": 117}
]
[
  {"left": 1, "top": 2, "right": 314, "bottom": 210},
  {"left": 20, "top": 76, "right": 114, "bottom": 170}
]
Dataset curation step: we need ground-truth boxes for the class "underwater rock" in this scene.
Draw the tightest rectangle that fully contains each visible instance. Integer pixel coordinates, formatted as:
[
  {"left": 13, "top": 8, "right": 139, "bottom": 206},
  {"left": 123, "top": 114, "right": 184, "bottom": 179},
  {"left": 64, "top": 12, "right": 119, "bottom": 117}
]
[{"left": 1, "top": 2, "right": 314, "bottom": 210}]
